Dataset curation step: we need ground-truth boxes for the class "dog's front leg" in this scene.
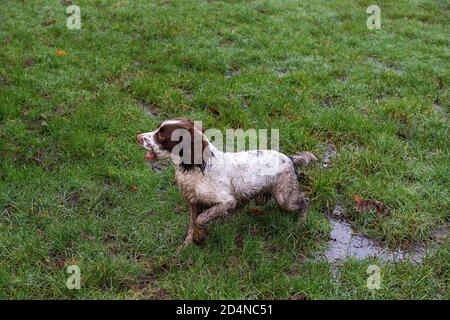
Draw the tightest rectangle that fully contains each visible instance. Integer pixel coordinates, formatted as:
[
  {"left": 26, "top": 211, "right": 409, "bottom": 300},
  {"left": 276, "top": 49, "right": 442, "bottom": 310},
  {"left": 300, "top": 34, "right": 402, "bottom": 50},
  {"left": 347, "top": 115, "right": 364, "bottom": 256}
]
[
  {"left": 193, "top": 200, "right": 237, "bottom": 244},
  {"left": 183, "top": 202, "right": 200, "bottom": 246}
]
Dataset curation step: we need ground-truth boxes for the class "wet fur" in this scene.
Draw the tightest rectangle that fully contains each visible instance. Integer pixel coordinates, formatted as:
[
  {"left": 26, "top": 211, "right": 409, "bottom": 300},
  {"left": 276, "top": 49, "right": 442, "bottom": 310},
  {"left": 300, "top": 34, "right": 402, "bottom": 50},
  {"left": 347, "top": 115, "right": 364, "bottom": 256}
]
[{"left": 137, "top": 119, "right": 317, "bottom": 246}]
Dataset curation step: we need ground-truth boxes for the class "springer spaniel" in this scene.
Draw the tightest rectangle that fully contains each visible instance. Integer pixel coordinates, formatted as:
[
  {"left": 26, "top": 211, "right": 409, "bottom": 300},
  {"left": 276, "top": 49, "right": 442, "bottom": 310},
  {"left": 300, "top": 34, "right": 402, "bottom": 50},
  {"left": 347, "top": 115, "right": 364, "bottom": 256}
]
[{"left": 137, "top": 119, "right": 317, "bottom": 246}]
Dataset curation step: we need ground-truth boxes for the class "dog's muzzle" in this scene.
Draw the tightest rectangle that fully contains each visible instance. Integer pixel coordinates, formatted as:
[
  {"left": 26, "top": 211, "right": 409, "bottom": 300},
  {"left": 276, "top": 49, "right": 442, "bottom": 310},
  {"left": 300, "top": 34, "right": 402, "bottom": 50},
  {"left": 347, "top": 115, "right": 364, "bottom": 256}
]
[{"left": 137, "top": 134, "right": 157, "bottom": 161}]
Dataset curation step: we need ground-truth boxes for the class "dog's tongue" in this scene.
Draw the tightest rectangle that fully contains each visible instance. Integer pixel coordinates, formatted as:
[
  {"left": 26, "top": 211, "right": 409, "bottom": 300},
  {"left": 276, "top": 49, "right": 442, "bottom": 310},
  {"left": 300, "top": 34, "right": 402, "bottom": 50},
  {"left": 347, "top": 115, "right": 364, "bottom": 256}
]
[{"left": 145, "top": 151, "right": 156, "bottom": 161}]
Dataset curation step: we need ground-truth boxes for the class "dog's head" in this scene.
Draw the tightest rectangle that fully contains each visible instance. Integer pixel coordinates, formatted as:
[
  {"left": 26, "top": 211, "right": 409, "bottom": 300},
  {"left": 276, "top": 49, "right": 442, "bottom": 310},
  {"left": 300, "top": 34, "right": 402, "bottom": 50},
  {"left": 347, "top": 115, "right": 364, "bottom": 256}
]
[{"left": 137, "top": 119, "right": 211, "bottom": 170}]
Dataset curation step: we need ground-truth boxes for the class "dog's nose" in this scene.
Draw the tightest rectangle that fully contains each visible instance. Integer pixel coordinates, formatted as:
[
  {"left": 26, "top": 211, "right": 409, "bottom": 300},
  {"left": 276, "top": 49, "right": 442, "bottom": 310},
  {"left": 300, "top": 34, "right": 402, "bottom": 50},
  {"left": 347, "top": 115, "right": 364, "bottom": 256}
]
[{"left": 136, "top": 134, "right": 144, "bottom": 144}]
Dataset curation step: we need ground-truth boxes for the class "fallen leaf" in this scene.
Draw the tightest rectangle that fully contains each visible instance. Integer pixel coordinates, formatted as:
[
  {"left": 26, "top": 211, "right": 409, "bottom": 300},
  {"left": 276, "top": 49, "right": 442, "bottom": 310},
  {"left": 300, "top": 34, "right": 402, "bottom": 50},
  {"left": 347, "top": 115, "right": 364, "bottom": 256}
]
[
  {"left": 354, "top": 194, "right": 390, "bottom": 216},
  {"left": 250, "top": 226, "right": 258, "bottom": 237},
  {"left": 130, "top": 185, "right": 138, "bottom": 192},
  {"left": 247, "top": 207, "right": 263, "bottom": 216},
  {"left": 55, "top": 49, "right": 67, "bottom": 56}
]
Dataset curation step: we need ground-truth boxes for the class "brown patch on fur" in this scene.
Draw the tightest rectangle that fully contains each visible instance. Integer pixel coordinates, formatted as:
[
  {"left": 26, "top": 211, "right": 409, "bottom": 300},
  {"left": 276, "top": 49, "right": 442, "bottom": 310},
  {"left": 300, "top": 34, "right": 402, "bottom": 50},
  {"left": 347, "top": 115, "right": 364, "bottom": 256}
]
[{"left": 155, "top": 119, "right": 211, "bottom": 171}]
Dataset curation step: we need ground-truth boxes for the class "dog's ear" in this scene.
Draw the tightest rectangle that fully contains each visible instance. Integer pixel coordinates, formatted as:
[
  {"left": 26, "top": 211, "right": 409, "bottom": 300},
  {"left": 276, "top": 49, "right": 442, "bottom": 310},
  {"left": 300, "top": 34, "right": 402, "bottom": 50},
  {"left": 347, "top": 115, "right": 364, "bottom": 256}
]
[
  {"left": 177, "top": 119, "right": 210, "bottom": 172},
  {"left": 174, "top": 118, "right": 205, "bottom": 133}
]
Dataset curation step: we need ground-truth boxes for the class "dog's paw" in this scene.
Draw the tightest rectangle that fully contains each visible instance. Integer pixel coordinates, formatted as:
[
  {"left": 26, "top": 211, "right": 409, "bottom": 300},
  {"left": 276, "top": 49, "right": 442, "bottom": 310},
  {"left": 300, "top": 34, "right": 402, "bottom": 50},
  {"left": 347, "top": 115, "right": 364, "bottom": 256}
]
[{"left": 193, "top": 226, "right": 208, "bottom": 245}]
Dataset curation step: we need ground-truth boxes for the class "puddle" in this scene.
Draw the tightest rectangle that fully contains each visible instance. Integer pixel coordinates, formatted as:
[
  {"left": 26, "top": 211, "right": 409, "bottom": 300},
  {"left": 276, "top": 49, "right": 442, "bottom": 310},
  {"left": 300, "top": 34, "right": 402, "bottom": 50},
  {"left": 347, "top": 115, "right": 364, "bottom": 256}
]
[
  {"left": 138, "top": 100, "right": 159, "bottom": 118},
  {"left": 273, "top": 68, "right": 289, "bottom": 78},
  {"left": 225, "top": 69, "right": 240, "bottom": 79},
  {"left": 367, "top": 57, "right": 403, "bottom": 76},
  {"left": 324, "top": 214, "right": 426, "bottom": 263},
  {"left": 322, "top": 143, "right": 337, "bottom": 168},
  {"left": 319, "top": 205, "right": 436, "bottom": 264}
]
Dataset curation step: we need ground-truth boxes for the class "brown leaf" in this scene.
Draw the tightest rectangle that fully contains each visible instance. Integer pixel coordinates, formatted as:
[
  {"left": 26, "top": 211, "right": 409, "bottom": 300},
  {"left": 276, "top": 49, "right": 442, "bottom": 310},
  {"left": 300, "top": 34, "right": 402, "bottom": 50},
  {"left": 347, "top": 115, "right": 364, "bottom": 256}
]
[
  {"left": 247, "top": 207, "right": 263, "bottom": 216},
  {"left": 130, "top": 185, "right": 138, "bottom": 192},
  {"left": 250, "top": 226, "right": 258, "bottom": 237},
  {"left": 354, "top": 194, "right": 390, "bottom": 216},
  {"left": 55, "top": 49, "right": 67, "bottom": 56}
]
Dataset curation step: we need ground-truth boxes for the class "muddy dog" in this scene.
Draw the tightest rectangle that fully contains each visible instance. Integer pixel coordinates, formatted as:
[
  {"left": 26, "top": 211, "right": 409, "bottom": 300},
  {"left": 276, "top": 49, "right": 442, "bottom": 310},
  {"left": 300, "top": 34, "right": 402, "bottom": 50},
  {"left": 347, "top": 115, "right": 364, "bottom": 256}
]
[{"left": 137, "top": 119, "right": 316, "bottom": 246}]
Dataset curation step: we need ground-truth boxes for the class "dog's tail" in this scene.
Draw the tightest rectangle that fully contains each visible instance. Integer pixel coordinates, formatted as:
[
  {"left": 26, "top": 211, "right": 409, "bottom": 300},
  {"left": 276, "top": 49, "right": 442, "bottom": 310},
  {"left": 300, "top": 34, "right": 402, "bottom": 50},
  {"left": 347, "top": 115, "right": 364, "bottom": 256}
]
[{"left": 290, "top": 151, "right": 318, "bottom": 167}]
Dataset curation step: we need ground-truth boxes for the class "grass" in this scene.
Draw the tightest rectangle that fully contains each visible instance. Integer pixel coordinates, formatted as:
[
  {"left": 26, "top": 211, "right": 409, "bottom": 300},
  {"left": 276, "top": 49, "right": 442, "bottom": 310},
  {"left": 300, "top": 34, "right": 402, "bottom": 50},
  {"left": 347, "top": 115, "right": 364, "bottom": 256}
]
[{"left": 0, "top": 0, "right": 448, "bottom": 299}]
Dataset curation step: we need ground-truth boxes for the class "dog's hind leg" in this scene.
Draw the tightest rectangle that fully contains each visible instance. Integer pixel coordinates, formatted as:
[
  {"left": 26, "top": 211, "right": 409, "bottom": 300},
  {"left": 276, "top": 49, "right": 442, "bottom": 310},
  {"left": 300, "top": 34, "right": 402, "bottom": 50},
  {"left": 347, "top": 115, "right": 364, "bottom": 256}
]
[
  {"left": 193, "top": 200, "right": 237, "bottom": 244},
  {"left": 273, "top": 169, "right": 310, "bottom": 224}
]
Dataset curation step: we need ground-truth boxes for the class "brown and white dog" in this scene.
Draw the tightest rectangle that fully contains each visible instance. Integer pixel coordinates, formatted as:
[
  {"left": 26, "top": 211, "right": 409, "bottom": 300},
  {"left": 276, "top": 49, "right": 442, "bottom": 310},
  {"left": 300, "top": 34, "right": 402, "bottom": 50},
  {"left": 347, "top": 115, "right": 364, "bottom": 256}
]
[{"left": 137, "top": 119, "right": 317, "bottom": 246}]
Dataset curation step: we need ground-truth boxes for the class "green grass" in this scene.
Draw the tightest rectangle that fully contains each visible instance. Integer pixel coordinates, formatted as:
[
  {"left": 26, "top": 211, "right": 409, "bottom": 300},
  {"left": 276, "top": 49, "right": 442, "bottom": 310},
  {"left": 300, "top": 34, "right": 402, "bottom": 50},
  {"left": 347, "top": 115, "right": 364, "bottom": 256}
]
[{"left": 0, "top": 0, "right": 448, "bottom": 299}]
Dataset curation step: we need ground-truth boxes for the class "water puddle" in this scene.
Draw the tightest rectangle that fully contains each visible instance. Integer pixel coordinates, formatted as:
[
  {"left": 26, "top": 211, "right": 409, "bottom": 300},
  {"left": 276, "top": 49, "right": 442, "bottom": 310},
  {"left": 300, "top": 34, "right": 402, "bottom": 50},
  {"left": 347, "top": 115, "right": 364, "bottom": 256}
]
[
  {"left": 323, "top": 211, "right": 426, "bottom": 264},
  {"left": 322, "top": 143, "right": 337, "bottom": 169},
  {"left": 138, "top": 100, "right": 159, "bottom": 118},
  {"left": 367, "top": 57, "right": 403, "bottom": 76},
  {"left": 225, "top": 69, "right": 240, "bottom": 79},
  {"left": 273, "top": 68, "right": 289, "bottom": 78},
  {"left": 318, "top": 204, "right": 449, "bottom": 265}
]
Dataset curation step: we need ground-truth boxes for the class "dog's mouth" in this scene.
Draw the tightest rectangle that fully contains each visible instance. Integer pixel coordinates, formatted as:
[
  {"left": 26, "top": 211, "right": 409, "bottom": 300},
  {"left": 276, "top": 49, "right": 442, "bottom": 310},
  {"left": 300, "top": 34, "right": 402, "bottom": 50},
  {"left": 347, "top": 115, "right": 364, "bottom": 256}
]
[{"left": 144, "top": 148, "right": 157, "bottom": 161}]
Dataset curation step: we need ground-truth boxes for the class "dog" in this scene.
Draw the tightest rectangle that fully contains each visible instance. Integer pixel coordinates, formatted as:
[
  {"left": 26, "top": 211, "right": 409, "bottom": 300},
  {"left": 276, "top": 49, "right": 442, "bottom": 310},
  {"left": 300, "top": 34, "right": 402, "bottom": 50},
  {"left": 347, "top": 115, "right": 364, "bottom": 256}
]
[{"left": 137, "top": 119, "right": 317, "bottom": 246}]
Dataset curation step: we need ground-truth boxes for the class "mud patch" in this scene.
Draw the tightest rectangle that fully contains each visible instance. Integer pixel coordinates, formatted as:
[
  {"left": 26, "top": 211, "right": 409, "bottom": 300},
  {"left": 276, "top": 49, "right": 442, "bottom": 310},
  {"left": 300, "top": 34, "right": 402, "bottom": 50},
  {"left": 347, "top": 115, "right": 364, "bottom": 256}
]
[
  {"left": 225, "top": 69, "right": 240, "bottom": 79},
  {"left": 322, "top": 95, "right": 339, "bottom": 108},
  {"left": 240, "top": 95, "right": 251, "bottom": 109},
  {"left": 148, "top": 158, "right": 171, "bottom": 172},
  {"left": 138, "top": 100, "right": 159, "bottom": 118},
  {"left": 273, "top": 68, "right": 288, "bottom": 78},
  {"left": 367, "top": 57, "right": 403, "bottom": 75},
  {"left": 322, "top": 143, "right": 337, "bottom": 168}
]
